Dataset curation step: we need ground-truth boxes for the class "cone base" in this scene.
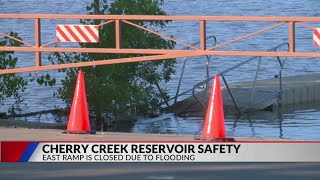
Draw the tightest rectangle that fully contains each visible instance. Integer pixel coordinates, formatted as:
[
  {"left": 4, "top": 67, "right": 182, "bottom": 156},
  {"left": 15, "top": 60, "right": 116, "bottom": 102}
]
[
  {"left": 63, "top": 130, "right": 96, "bottom": 134},
  {"left": 194, "top": 136, "right": 235, "bottom": 142}
]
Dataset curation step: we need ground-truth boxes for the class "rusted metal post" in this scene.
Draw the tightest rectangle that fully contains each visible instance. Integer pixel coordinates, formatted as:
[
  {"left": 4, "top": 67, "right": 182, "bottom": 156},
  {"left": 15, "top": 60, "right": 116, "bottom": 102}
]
[
  {"left": 115, "top": 20, "right": 121, "bottom": 49},
  {"left": 200, "top": 20, "right": 206, "bottom": 50},
  {"left": 289, "top": 21, "right": 295, "bottom": 52},
  {"left": 35, "top": 18, "right": 41, "bottom": 67}
]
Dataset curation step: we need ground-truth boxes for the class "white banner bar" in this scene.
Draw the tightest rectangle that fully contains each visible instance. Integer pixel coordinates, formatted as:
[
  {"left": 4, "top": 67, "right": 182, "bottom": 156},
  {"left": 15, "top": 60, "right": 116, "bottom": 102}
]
[{"left": 25, "top": 142, "right": 320, "bottom": 162}]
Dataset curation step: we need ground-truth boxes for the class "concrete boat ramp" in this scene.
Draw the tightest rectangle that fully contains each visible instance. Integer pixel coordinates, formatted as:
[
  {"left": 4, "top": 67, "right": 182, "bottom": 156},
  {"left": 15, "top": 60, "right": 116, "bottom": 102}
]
[{"left": 171, "top": 73, "right": 320, "bottom": 116}]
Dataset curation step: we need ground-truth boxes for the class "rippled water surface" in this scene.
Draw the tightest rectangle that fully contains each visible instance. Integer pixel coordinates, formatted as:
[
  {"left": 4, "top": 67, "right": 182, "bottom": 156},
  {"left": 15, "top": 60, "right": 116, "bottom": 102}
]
[{"left": 1, "top": 0, "right": 320, "bottom": 139}]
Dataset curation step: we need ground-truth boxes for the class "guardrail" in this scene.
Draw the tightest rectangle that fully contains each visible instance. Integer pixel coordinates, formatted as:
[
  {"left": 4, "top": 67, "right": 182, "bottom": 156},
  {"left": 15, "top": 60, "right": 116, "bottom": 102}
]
[
  {"left": 0, "top": 14, "right": 320, "bottom": 75},
  {"left": 191, "top": 42, "right": 289, "bottom": 115}
]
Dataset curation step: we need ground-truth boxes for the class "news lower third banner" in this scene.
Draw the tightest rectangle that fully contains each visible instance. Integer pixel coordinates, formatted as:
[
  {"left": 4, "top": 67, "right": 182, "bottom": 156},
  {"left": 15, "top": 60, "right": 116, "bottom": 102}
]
[{"left": 1, "top": 142, "right": 320, "bottom": 162}]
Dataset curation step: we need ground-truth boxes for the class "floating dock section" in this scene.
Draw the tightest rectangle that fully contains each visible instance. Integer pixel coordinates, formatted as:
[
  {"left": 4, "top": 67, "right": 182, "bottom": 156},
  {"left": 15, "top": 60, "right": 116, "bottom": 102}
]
[{"left": 172, "top": 74, "right": 320, "bottom": 116}]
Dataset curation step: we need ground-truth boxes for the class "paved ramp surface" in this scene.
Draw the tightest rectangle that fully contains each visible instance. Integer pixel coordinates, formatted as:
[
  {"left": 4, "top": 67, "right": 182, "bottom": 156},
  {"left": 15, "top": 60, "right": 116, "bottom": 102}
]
[
  {"left": 0, "top": 127, "right": 287, "bottom": 141},
  {"left": 0, "top": 163, "right": 320, "bottom": 180},
  {"left": 1, "top": 128, "right": 319, "bottom": 179}
]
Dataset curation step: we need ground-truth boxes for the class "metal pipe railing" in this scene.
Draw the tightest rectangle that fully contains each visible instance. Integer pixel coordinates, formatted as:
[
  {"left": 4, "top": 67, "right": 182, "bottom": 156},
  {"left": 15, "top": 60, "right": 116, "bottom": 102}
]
[
  {"left": 190, "top": 42, "right": 289, "bottom": 114},
  {"left": 174, "top": 35, "right": 217, "bottom": 104},
  {"left": 1, "top": 14, "right": 320, "bottom": 75}
]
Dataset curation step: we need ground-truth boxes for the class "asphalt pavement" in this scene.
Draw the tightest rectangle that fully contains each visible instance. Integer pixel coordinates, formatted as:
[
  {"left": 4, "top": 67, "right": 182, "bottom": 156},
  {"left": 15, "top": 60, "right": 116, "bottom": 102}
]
[{"left": 1, "top": 163, "right": 320, "bottom": 180}]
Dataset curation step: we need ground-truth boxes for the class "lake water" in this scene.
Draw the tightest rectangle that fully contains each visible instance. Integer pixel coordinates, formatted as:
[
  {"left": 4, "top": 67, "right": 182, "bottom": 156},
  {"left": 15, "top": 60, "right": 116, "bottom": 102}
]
[{"left": 1, "top": 0, "right": 320, "bottom": 140}]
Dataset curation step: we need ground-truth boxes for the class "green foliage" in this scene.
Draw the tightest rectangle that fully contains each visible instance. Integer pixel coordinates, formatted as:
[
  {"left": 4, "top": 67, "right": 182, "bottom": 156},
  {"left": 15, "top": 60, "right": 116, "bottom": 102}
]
[
  {"left": 0, "top": 33, "right": 28, "bottom": 114},
  {"left": 43, "top": 0, "right": 176, "bottom": 129},
  {"left": 32, "top": 74, "right": 56, "bottom": 87}
]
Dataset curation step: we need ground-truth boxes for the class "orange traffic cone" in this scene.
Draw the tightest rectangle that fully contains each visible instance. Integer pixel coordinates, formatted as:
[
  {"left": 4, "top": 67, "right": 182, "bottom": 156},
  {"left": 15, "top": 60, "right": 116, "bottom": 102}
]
[
  {"left": 65, "top": 71, "right": 93, "bottom": 134},
  {"left": 199, "top": 75, "right": 234, "bottom": 141}
]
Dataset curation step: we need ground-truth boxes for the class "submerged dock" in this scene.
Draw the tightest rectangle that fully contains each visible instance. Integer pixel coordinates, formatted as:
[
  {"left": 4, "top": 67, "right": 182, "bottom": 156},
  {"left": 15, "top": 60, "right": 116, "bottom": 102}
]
[{"left": 172, "top": 73, "right": 320, "bottom": 116}]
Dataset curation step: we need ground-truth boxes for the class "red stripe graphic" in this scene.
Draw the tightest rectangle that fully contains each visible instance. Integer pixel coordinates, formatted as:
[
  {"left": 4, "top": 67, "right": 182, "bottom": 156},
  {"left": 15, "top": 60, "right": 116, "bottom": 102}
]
[
  {"left": 84, "top": 25, "right": 99, "bottom": 42},
  {"left": 1, "top": 142, "right": 29, "bottom": 162},
  {"left": 314, "top": 29, "right": 320, "bottom": 40},
  {"left": 56, "top": 26, "right": 71, "bottom": 42},
  {"left": 74, "top": 25, "right": 91, "bottom": 42},
  {"left": 313, "top": 28, "right": 320, "bottom": 47},
  {"left": 64, "top": 25, "right": 81, "bottom": 42},
  {"left": 56, "top": 25, "right": 99, "bottom": 43}
]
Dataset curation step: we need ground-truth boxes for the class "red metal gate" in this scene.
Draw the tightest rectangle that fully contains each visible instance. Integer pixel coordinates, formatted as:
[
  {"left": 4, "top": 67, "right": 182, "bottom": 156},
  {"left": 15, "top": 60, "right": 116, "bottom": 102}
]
[{"left": 0, "top": 14, "right": 320, "bottom": 75}]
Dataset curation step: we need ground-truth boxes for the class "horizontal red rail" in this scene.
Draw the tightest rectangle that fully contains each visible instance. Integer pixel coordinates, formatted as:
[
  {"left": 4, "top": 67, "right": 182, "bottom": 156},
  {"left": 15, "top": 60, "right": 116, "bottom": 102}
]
[
  {"left": 1, "top": 46, "right": 320, "bottom": 57},
  {"left": 0, "top": 14, "right": 319, "bottom": 75},
  {"left": 0, "top": 14, "right": 320, "bottom": 22}
]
